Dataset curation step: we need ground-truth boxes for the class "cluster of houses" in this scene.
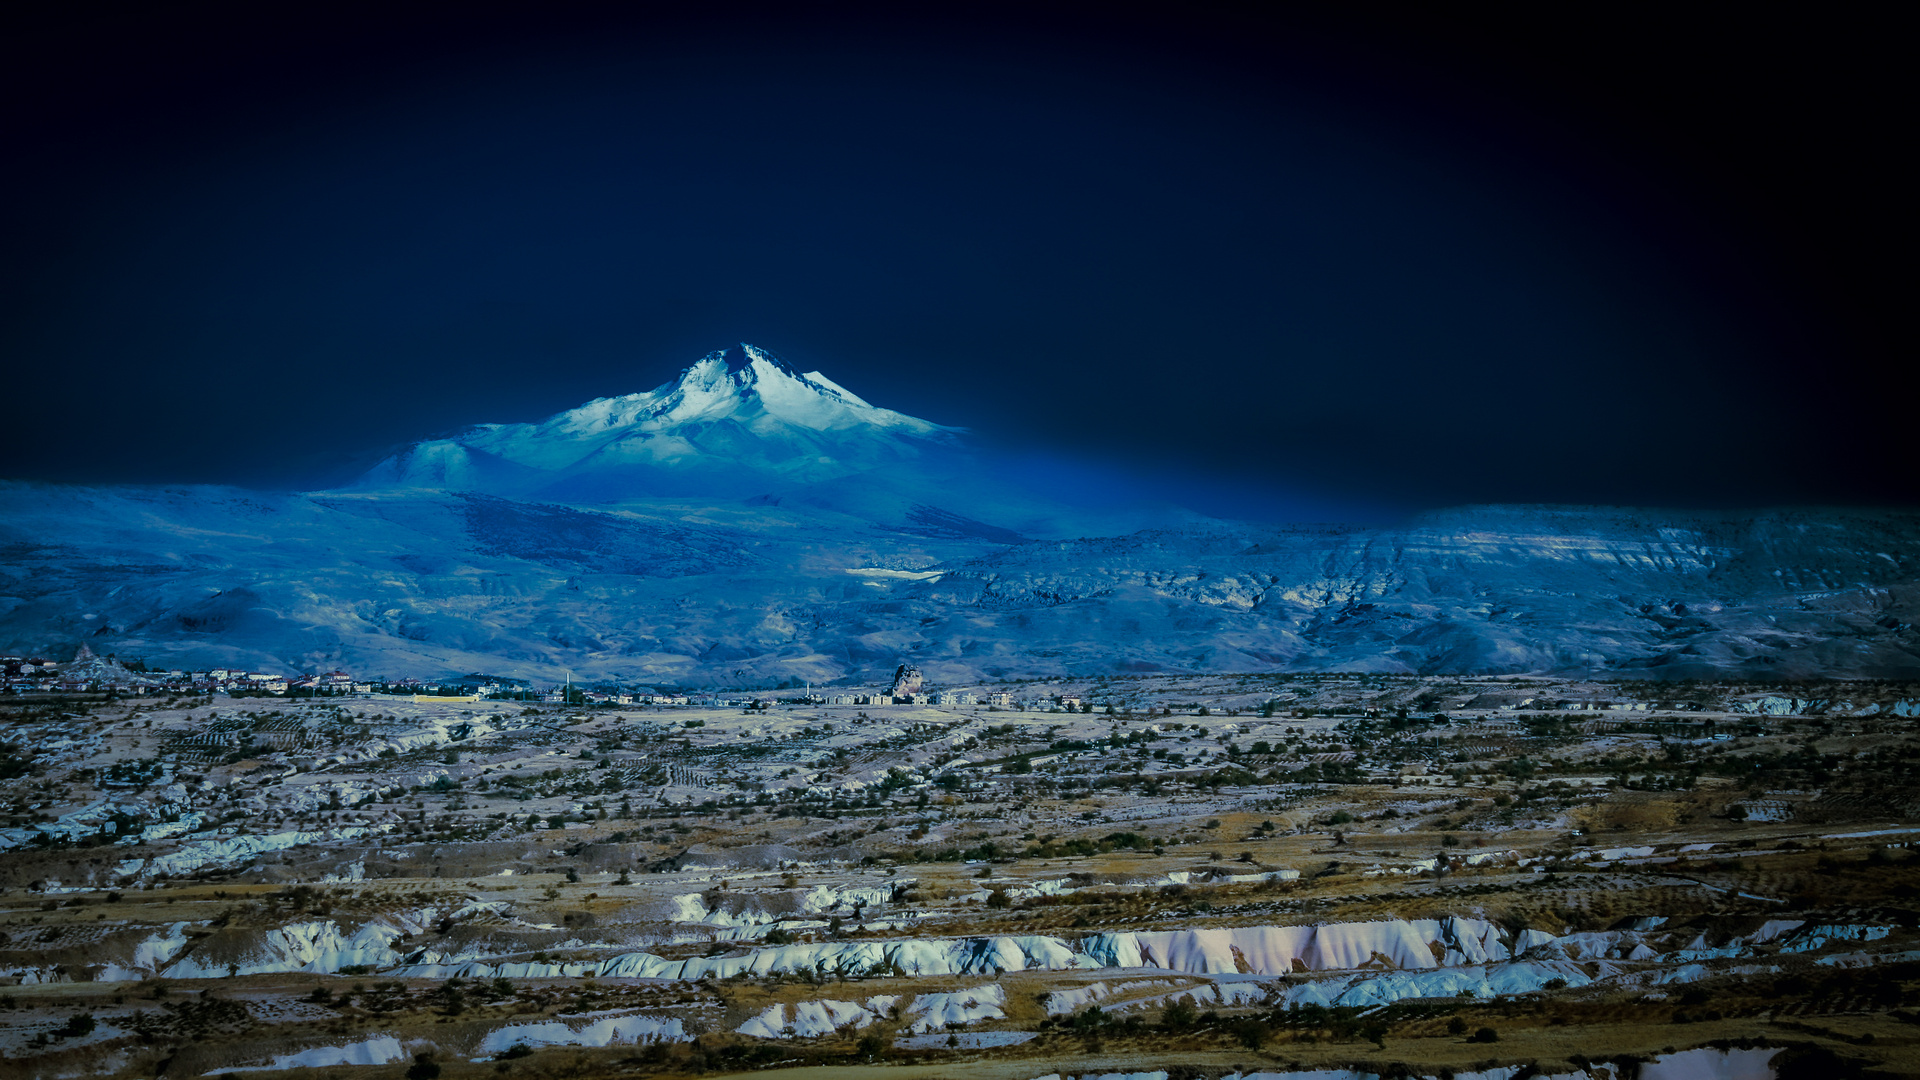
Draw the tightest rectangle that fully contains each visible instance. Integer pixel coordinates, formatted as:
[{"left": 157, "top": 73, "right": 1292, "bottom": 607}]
[
  {"left": 0, "top": 653, "right": 377, "bottom": 696},
  {"left": 538, "top": 689, "right": 692, "bottom": 706},
  {"left": 811, "top": 663, "right": 1021, "bottom": 709},
  {"left": 9, "top": 647, "right": 1065, "bottom": 712},
  {"left": 825, "top": 690, "right": 1015, "bottom": 708},
  {"left": 0, "top": 650, "right": 1052, "bottom": 710},
  {"left": 0, "top": 654, "right": 699, "bottom": 702},
  {"left": 0, "top": 655, "right": 63, "bottom": 692},
  {"left": 1, "top": 652, "right": 243, "bottom": 694}
]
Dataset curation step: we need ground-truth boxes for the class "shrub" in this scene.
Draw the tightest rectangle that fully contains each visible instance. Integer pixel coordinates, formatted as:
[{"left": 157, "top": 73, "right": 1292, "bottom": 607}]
[
  {"left": 1068, "top": 1005, "right": 1110, "bottom": 1031},
  {"left": 1161, "top": 1000, "right": 1198, "bottom": 1029},
  {"left": 55, "top": 1013, "right": 95, "bottom": 1038},
  {"left": 1468, "top": 1026, "right": 1499, "bottom": 1043}
]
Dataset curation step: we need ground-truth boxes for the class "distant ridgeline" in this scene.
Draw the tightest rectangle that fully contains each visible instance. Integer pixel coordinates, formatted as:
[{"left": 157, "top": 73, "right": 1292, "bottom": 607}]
[{"left": 2, "top": 345, "right": 1917, "bottom": 684}]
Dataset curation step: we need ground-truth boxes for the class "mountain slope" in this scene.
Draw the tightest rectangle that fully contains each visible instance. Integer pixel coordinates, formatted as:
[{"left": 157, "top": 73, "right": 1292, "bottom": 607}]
[
  {"left": 3, "top": 349, "right": 1916, "bottom": 683},
  {"left": 2, "top": 482, "right": 1915, "bottom": 684},
  {"left": 358, "top": 344, "right": 963, "bottom": 502},
  {"left": 902, "top": 507, "right": 1920, "bottom": 680}
]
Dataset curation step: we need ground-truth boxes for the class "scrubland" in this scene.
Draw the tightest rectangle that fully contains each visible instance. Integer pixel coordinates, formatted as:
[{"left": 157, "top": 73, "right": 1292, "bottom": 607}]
[{"left": 1, "top": 673, "right": 1917, "bottom": 1079}]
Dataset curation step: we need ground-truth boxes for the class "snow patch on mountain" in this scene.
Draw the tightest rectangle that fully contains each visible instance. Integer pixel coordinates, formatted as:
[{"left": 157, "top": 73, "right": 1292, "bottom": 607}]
[{"left": 360, "top": 345, "right": 961, "bottom": 497}]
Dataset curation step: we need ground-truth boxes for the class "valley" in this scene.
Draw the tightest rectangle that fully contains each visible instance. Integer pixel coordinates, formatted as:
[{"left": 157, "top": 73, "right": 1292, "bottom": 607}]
[
  {"left": 0, "top": 675, "right": 1916, "bottom": 1078},
  {"left": 4, "top": 349, "right": 1918, "bottom": 1078}
]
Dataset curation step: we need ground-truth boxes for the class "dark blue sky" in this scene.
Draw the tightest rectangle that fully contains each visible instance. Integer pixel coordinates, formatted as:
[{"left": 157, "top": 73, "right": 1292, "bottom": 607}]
[{"left": 1, "top": 3, "right": 1905, "bottom": 518}]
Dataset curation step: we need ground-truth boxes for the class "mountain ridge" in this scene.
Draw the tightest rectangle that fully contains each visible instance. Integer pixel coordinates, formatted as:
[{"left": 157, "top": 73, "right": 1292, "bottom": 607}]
[
  {"left": 2, "top": 479, "right": 1915, "bottom": 684},
  {"left": 1, "top": 347, "right": 1916, "bottom": 683}
]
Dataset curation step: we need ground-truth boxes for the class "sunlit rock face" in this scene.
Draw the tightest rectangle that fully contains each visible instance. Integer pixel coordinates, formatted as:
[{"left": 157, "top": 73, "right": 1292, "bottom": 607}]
[
  {"left": 888, "top": 664, "right": 925, "bottom": 697},
  {"left": 1, "top": 348, "right": 1917, "bottom": 683}
]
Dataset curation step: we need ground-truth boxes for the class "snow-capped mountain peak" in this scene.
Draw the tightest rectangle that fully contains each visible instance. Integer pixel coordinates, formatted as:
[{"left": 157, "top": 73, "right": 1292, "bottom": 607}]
[{"left": 355, "top": 344, "right": 962, "bottom": 497}]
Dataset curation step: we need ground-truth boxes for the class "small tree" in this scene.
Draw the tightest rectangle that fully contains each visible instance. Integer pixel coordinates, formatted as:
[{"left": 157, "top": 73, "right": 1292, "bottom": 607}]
[
  {"left": 437, "top": 978, "right": 465, "bottom": 1015},
  {"left": 55, "top": 1013, "right": 95, "bottom": 1039}
]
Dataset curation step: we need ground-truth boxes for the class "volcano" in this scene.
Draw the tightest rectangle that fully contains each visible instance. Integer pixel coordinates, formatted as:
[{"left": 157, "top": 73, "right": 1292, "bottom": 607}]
[{"left": 358, "top": 344, "right": 966, "bottom": 503}]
